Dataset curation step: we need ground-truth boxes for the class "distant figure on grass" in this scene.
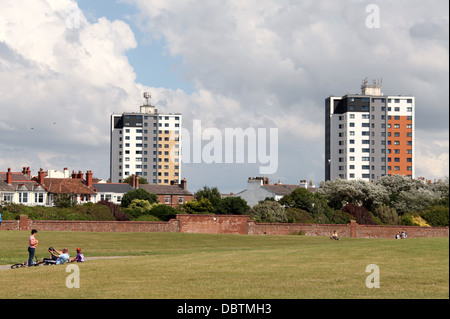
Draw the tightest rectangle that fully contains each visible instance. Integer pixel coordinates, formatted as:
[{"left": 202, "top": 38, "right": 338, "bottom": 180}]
[
  {"left": 401, "top": 230, "right": 408, "bottom": 239},
  {"left": 330, "top": 230, "right": 340, "bottom": 240},
  {"left": 28, "top": 229, "right": 38, "bottom": 266},
  {"left": 70, "top": 247, "right": 85, "bottom": 263}
]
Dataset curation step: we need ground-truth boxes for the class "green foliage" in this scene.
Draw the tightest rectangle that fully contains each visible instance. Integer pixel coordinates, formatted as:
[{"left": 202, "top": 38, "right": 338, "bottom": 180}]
[
  {"left": 53, "top": 194, "right": 76, "bottom": 208},
  {"left": 181, "top": 198, "right": 215, "bottom": 214},
  {"left": 123, "top": 199, "right": 158, "bottom": 219},
  {"left": 122, "top": 176, "right": 148, "bottom": 184},
  {"left": 285, "top": 208, "right": 315, "bottom": 224},
  {"left": 194, "top": 186, "right": 222, "bottom": 210},
  {"left": 249, "top": 201, "right": 288, "bottom": 223},
  {"left": 373, "top": 204, "right": 401, "bottom": 225},
  {"left": 328, "top": 210, "right": 353, "bottom": 224},
  {"left": 121, "top": 188, "right": 158, "bottom": 208},
  {"left": 148, "top": 204, "right": 178, "bottom": 221},
  {"left": 0, "top": 203, "right": 116, "bottom": 221},
  {"left": 420, "top": 205, "right": 449, "bottom": 227},
  {"left": 216, "top": 196, "right": 250, "bottom": 215}
]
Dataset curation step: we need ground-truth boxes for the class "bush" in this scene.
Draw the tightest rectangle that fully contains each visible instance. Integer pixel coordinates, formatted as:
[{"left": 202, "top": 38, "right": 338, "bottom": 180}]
[
  {"left": 342, "top": 203, "right": 376, "bottom": 225},
  {"left": 148, "top": 204, "right": 178, "bottom": 221},
  {"left": 285, "top": 208, "right": 315, "bottom": 223},
  {"left": 329, "top": 210, "right": 353, "bottom": 224},
  {"left": 373, "top": 204, "right": 400, "bottom": 225},
  {"left": 216, "top": 197, "right": 250, "bottom": 215},
  {"left": 123, "top": 199, "right": 158, "bottom": 219},
  {"left": 420, "top": 205, "right": 449, "bottom": 227},
  {"left": 121, "top": 189, "right": 158, "bottom": 208},
  {"left": 249, "top": 201, "right": 288, "bottom": 223},
  {"left": 401, "top": 212, "right": 430, "bottom": 227}
]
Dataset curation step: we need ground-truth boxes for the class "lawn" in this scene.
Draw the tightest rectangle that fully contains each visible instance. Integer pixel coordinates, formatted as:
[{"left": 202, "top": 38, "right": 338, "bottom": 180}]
[{"left": 0, "top": 231, "right": 448, "bottom": 299}]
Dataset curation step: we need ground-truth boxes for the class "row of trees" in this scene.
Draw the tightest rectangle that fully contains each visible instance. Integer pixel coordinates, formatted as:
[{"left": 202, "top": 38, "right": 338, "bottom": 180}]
[
  {"left": 120, "top": 175, "right": 448, "bottom": 227},
  {"left": 2, "top": 175, "right": 447, "bottom": 226}
]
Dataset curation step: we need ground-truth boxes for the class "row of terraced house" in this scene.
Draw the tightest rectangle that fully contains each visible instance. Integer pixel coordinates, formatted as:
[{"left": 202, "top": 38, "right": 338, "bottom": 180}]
[{"left": 0, "top": 167, "right": 194, "bottom": 207}]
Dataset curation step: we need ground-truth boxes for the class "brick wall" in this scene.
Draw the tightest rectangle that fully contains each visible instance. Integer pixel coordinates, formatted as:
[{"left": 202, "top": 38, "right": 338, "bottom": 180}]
[
  {"left": 178, "top": 214, "right": 250, "bottom": 235},
  {"left": 1, "top": 215, "right": 448, "bottom": 238}
]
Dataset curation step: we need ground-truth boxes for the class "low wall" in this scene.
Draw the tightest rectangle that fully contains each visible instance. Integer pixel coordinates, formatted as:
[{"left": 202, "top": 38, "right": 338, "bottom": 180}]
[{"left": 0, "top": 215, "right": 448, "bottom": 238}]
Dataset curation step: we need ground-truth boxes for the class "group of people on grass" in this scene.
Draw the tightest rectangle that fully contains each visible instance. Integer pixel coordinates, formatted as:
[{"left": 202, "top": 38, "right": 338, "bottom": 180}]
[
  {"left": 395, "top": 230, "right": 408, "bottom": 239},
  {"left": 27, "top": 229, "right": 84, "bottom": 267}
]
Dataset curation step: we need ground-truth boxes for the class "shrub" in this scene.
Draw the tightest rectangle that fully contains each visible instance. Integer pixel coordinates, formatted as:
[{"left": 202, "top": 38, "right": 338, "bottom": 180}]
[
  {"left": 285, "top": 208, "right": 315, "bottom": 224},
  {"left": 373, "top": 204, "right": 401, "bottom": 225},
  {"left": 329, "top": 210, "right": 353, "bottom": 224},
  {"left": 148, "top": 204, "right": 178, "bottom": 221},
  {"left": 342, "top": 203, "right": 375, "bottom": 225},
  {"left": 121, "top": 189, "right": 158, "bottom": 208},
  {"left": 216, "top": 197, "right": 250, "bottom": 215},
  {"left": 420, "top": 205, "right": 449, "bottom": 227},
  {"left": 249, "top": 201, "right": 288, "bottom": 223},
  {"left": 401, "top": 212, "right": 430, "bottom": 227},
  {"left": 123, "top": 199, "right": 158, "bottom": 219}
]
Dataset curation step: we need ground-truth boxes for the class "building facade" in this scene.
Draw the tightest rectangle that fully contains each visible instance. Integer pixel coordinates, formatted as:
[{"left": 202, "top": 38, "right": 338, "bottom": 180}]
[
  {"left": 325, "top": 79, "right": 415, "bottom": 181},
  {"left": 110, "top": 93, "right": 182, "bottom": 184}
]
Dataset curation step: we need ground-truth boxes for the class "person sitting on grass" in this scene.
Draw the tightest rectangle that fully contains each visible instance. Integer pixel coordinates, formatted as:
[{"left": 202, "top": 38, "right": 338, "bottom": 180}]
[
  {"left": 330, "top": 230, "right": 340, "bottom": 240},
  {"left": 70, "top": 247, "right": 85, "bottom": 263},
  {"left": 35, "top": 247, "right": 59, "bottom": 265},
  {"left": 51, "top": 248, "right": 70, "bottom": 265}
]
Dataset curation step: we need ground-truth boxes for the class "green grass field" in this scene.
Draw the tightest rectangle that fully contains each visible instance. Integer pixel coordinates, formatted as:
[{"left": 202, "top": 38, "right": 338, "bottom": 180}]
[{"left": 0, "top": 231, "right": 448, "bottom": 299}]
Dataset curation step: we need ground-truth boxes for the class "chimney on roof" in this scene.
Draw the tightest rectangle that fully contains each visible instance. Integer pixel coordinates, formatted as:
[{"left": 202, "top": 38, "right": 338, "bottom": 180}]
[
  {"left": 72, "top": 170, "right": 76, "bottom": 179},
  {"left": 86, "top": 170, "right": 93, "bottom": 188},
  {"left": 299, "top": 180, "right": 308, "bottom": 188},
  {"left": 22, "top": 167, "right": 31, "bottom": 177},
  {"left": 180, "top": 178, "right": 187, "bottom": 190},
  {"left": 63, "top": 168, "right": 69, "bottom": 178},
  {"left": 37, "top": 168, "right": 46, "bottom": 185},
  {"left": 77, "top": 171, "right": 84, "bottom": 179},
  {"left": 6, "top": 168, "right": 12, "bottom": 185},
  {"left": 129, "top": 174, "right": 139, "bottom": 189}
]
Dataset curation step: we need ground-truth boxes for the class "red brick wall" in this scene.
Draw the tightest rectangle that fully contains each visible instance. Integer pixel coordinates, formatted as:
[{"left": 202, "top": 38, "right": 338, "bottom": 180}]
[
  {"left": 178, "top": 214, "right": 250, "bottom": 235},
  {"left": 1, "top": 215, "right": 448, "bottom": 238}
]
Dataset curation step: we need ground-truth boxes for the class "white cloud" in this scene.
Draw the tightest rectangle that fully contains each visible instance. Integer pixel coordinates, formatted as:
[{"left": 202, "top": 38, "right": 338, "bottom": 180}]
[{"left": 0, "top": 0, "right": 448, "bottom": 191}]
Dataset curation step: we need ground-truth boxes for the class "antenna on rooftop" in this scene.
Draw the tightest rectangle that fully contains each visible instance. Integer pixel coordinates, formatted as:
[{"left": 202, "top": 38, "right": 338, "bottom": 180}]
[{"left": 143, "top": 92, "right": 151, "bottom": 106}]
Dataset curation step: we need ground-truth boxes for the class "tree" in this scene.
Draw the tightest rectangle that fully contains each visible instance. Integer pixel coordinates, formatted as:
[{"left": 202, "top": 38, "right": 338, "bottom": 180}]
[
  {"left": 53, "top": 194, "right": 76, "bottom": 208},
  {"left": 319, "top": 179, "right": 388, "bottom": 212},
  {"left": 97, "top": 199, "right": 130, "bottom": 221},
  {"left": 122, "top": 176, "right": 148, "bottom": 185},
  {"left": 216, "top": 196, "right": 250, "bottom": 215},
  {"left": 249, "top": 201, "right": 288, "bottom": 223},
  {"left": 279, "top": 188, "right": 333, "bottom": 222},
  {"left": 120, "top": 188, "right": 158, "bottom": 208},
  {"left": 123, "top": 199, "right": 158, "bottom": 219},
  {"left": 148, "top": 204, "right": 178, "bottom": 221},
  {"left": 194, "top": 186, "right": 222, "bottom": 210},
  {"left": 373, "top": 204, "right": 400, "bottom": 225},
  {"left": 342, "top": 203, "right": 375, "bottom": 225},
  {"left": 181, "top": 198, "right": 215, "bottom": 214}
]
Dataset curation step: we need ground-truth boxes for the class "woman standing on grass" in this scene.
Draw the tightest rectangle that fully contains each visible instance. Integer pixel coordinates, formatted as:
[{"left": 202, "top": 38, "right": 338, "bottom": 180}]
[{"left": 28, "top": 229, "right": 38, "bottom": 266}]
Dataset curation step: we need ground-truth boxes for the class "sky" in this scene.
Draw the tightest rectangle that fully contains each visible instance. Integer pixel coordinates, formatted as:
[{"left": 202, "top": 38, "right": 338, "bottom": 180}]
[{"left": 0, "top": 0, "right": 448, "bottom": 194}]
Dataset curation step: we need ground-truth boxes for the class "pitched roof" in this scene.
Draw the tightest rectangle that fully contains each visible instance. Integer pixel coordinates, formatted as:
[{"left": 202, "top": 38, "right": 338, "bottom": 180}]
[
  {"left": 42, "top": 178, "right": 97, "bottom": 195},
  {"left": 93, "top": 183, "right": 134, "bottom": 193},
  {"left": 0, "top": 171, "right": 37, "bottom": 192},
  {"left": 139, "top": 184, "right": 193, "bottom": 196},
  {"left": 262, "top": 184, "right": 299, "bottom": 196}
]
